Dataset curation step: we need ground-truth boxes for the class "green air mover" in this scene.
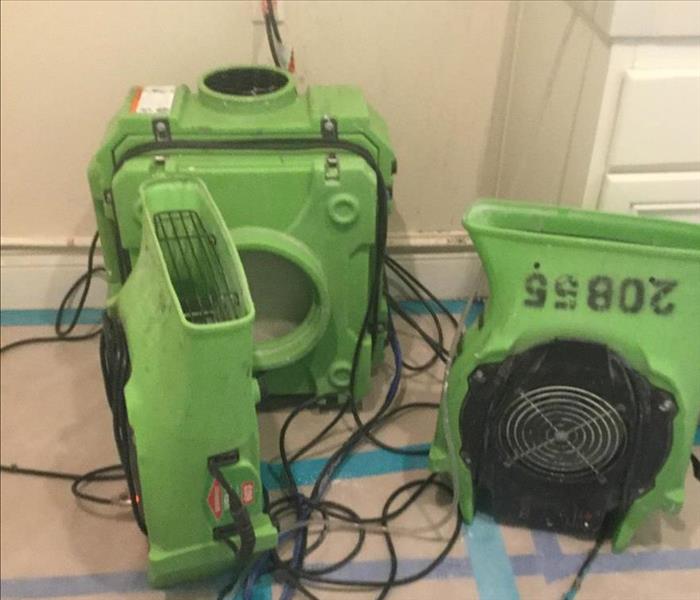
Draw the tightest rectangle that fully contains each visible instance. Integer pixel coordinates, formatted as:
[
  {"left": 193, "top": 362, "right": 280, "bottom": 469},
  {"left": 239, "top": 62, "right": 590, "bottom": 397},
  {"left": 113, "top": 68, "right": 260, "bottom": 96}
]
[
  {"left": 431, "top": 199, "right": 700, "bottom": 549},
  {"left": 88, "top": 66, "right": 395, "bottom": 586}
]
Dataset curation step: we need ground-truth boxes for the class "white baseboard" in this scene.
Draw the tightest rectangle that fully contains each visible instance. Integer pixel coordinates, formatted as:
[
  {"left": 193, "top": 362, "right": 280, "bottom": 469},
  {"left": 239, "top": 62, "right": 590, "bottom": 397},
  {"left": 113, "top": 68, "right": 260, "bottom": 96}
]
[
  {"left": 389, "top": 252, "right": 486, "bottom": 301},
  {"left": 1, "top": 249, "right": 108, "bottom": 310},
  {"left": 0, "top": 244, "right": 485, "bottom": 311}
]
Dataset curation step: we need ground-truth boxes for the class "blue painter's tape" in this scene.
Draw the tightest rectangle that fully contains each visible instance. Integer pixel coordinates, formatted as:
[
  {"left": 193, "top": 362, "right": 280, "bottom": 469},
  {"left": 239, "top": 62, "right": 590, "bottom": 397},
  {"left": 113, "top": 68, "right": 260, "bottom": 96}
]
[
  {"left": 0, "top": 301, "right": 465, "bottom": 328},
  {"left": 0, "top": 570, "right": 150, "bottom": 599},
  {"left": 232, "top": 574, "right": 272, "bottom": 600},
  {"left": 2, "top": 523, "right": 700, "bottom": 597},
  {"left": 589, "top": 547, "right": 700, "bottom": 573},
  {"left": 509, "top": 553, "right": 543, "bottom": 576},
  {"left": 0, "top": 557, "right": 471, "bottom": 599},
  {"left": 396, "top": 299, "right": 485, "bottom": 324},
  {"left": 531, "top": 530, "right": 576, "bottom": 583},
  {"left": 0, "top": 569, "right": 271, "bottom": 599},
  {"left": 5, "top": 541, "right": 699, "bottom": 599},
  {"left": 0, "top": 308, "right": 103, "bottom": 327},
  {"left": 465, "top": 299, "right": 484, "bottom": 329},
  {"left": 530, "top": 529, "right": 700, "bottom": 581},
  {"left": 261, "top": 444, "right": 430, "bottom": 491},
  {"left": 0, "top": 299, "right": 482, "bottom": 326},
  {"left": 309, "top": 555, "right": 472, "bottom": 581},
  {"left": 465, "top": 515, "right": 520, "bottom": 600},
  {"left": 397, "top": 299, "right": 466, "bottom": 315}
]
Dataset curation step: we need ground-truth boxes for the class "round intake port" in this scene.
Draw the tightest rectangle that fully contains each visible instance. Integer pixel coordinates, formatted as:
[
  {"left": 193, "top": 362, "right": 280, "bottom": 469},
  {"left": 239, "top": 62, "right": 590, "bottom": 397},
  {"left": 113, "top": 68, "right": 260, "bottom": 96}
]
[
  {"left": 240, "top": 250, "right": 314, "bottom": 343},
  {"left": 233, "top": 227, "right": 330, "bottom": 371},
  {"left": 199, "top": 66, "right": 296, "bottom": 109}
]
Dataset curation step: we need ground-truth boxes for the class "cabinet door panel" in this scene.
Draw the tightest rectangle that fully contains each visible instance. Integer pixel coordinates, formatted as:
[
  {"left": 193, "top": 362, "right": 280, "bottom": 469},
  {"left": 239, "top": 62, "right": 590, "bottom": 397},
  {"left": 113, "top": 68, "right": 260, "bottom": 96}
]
[
  {"left": 608, "top": 71, "right": 700, "bottom": 170},
  {"left": 599, "top": 172, "right": 700, "bottom": 224}
]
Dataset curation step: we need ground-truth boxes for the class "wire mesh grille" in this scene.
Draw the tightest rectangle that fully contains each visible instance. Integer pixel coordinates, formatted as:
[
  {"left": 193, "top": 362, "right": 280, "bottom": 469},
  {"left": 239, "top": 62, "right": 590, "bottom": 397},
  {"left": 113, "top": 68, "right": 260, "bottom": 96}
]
[
  {"left": 153, "top": 210, "right": 242, "bottom": 324},
  {"left": 498, "top": 385, "right": 627, "bottom": 484}
]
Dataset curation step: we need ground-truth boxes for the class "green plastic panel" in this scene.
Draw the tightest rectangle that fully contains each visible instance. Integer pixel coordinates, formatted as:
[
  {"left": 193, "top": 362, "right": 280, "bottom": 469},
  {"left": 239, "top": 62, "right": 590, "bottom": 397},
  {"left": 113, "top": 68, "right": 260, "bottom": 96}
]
[
  {"left": 89, "top": 65, "right": 395, "bottom": 401},
  {"left": 117, "top": 178, "right": 276, "bottom": 586},
  {"left": 88, "top": 65, "right": 395, "bottom": 586},
  {"left": 431, "top": 199, "right": 700, "bottom": 551}
]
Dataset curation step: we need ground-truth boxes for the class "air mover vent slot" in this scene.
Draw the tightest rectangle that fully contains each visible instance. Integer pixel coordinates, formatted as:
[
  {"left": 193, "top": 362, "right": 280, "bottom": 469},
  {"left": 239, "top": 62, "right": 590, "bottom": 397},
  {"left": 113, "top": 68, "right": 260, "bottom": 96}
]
[
  {"left": 153, "top": 210, "right": 242, "bottom": 324},
  {"left": 203, "top": 67, "right": 289, "bottom": 97}
]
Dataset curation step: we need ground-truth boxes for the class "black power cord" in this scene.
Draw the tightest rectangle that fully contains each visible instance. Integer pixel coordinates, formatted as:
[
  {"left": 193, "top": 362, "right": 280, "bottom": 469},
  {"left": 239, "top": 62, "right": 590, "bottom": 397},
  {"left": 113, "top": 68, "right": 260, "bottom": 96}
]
[
  {"left": 385, "top": 255, "right": 457, "bottom": 372},
  {"left": 108, "top": 133, "right": 392, "bottom": 600},
  {"left": 0, "top": 463, "right": 126, "bottom": 506},
  {"left": 71, "top": 465, "right": 128, "bottom": 505},
  {"left": 239, "top": 316, "right": 461, "bottom": 600},
  {"left": 4, "top": 224, "right": 671, "bottom": 600},
  {"left": 561, "top": 514, "right": 615, "bottom": 600},
  {"left": 0, "top": 231, "right": 130, "bottom": 507},
  {"left": 0, "top": 232, "right": 104, "bottom": 354},
  {"left": 273, "top": 477, "right": 461, "bottom": 591},
  {"left": 100, "top": 314, "right": 148, "bottom": 533},
  {"left": 339, "top": 257, "right": 460, "bottom": 460},
  {"left": 386, "top": 294, "right": 449, "bottom": 362},
  {"left": 385, "top": 256, "right": 458, "bottom": 329}
]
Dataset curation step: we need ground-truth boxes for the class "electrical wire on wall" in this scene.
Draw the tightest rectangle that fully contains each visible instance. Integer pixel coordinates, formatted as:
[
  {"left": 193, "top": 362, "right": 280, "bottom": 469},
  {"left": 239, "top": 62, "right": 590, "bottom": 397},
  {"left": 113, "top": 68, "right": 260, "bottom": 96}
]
[{"left": 263, "top": 0, "right": 295, "bottom": 72}]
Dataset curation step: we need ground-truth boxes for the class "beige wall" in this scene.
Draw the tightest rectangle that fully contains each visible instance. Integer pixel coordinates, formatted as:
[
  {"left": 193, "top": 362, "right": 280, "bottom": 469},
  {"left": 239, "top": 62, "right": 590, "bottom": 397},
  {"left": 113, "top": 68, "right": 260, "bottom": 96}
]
[
  {"left": 494, "top": 0, "right": 700, "bottom": 215},
  {"left": 0, "top": 0, "right": 512, "bottom": 244},
  {"left": 494, "top": 1, "right": 613, "bottom": 206}
]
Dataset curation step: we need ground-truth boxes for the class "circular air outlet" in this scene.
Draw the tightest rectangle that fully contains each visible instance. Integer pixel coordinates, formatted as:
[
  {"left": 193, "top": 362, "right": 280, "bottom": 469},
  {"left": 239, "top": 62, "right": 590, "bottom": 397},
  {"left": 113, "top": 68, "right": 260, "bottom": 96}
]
[{"left": 498, "top": 385, "right": 627, "bottom": 483}]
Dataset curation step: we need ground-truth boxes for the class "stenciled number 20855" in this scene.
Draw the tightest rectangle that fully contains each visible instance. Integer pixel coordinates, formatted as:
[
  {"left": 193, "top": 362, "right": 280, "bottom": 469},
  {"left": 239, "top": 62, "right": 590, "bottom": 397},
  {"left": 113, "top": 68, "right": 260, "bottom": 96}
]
[{"left": 523, "top": 271, "right": 678, "bottom": 316}]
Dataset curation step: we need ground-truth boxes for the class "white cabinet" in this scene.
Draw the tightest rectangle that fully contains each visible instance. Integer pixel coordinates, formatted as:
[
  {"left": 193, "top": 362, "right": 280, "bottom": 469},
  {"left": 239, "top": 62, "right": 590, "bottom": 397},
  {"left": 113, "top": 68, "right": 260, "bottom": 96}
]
[
  {"left": 493, "top": 1, "right": 700, "bottom": 224},
  {"left": 606, "top": 71, "right": 700, "bottom": 171},
  {"left": 600, "top": 173, "right": 700, "bottom": 223}
]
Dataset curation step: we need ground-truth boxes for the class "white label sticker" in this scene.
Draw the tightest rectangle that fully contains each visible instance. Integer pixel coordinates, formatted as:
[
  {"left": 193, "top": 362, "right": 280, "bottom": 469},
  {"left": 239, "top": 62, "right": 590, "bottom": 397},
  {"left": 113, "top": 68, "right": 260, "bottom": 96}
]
[{"left": 132, "top": 85, "right": 176, "bottom": 115}]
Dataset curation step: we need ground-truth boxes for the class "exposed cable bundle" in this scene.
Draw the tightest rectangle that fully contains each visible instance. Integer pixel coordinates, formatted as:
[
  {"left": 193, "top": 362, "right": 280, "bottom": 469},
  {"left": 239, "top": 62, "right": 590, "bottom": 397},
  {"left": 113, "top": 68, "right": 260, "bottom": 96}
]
[
  {"left": 2, "top": 233, "right": 690, "bottom": 598},
  {"left": 263, "top": 0, "right": 294, "bottom": 72},
  {"left": 237, "top": 311, "right": 463, "bottom": 600},
  {"left": 0, "top": 463, "right": 126, "bottom": 506},
  {"left": 99, "top": 313, "right": 148, "bottom": 533}
]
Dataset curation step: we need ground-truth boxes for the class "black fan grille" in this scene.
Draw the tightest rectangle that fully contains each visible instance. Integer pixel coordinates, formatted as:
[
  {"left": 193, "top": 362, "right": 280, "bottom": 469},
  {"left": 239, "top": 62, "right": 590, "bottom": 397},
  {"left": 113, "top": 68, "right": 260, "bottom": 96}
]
[
  {"left": 498, "top": 385, "right": 627, "bottom": 483},
  {"left": 153, "top": 210, "right": 242, "bottom": 324}
]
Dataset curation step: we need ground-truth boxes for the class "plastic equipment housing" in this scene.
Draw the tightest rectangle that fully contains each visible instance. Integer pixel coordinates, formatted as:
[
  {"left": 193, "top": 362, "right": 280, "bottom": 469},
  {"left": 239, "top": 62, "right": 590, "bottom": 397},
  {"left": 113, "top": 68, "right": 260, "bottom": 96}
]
[{"left": 430, "top": 199, "right": 700, "bottom": 550}]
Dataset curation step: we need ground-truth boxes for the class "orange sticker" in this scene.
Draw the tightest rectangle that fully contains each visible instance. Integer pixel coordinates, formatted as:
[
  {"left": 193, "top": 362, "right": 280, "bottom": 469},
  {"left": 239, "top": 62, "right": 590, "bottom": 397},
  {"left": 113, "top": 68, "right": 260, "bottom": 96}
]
[{"left": 129, "top": 87, "right": 143, "bottom": 113}]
